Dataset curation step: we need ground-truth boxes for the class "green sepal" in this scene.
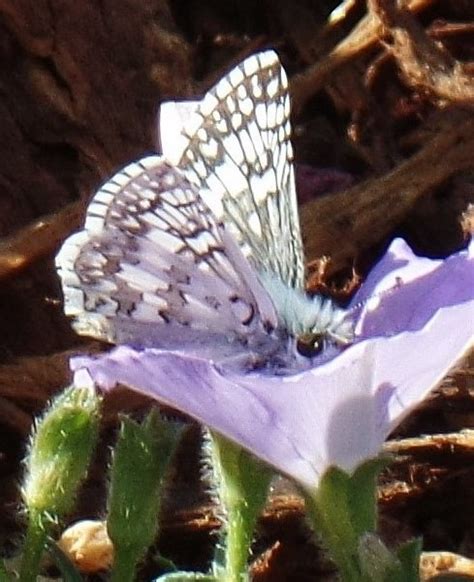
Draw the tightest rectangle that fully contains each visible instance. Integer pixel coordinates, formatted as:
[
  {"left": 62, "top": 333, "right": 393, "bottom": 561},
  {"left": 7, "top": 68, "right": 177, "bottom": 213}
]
[
  {"left": 348, "top": 456, "right": 392, "bottom": 537},
  {"left": 107, "top": 409, "right": 183, "bottom": 581},
  {"left": 308, "top": 466, "right": 360, "bottom": 578},
  {"left": 358, "top": 532, "right": 408, "bottom": 582},
  {"left": 395, "top": 538, "right": 422, "bottom": 582},
  {"left": 305, "top": 457, "right": 393, "bottom": 582}
]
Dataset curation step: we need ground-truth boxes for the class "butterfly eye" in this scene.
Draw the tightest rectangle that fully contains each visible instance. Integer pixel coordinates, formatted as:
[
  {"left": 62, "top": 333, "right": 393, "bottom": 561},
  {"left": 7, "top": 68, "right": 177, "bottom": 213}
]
[{"left": 296, "top": 333, "right": 325, "bottom": 358}]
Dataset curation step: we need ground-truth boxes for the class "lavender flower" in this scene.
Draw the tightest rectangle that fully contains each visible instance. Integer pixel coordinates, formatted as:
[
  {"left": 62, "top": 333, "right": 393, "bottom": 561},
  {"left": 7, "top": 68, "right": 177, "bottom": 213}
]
[
  {"left": 72, "top": 236, "right": 474, "bottom": 489},
  {"left": 57, "top": 51, "right": 474, "bottom": 490}
]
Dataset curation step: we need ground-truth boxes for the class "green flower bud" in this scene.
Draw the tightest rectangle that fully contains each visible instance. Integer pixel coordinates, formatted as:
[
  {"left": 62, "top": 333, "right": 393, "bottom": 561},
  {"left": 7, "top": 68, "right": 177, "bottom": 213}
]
[
  {"left": 19, "top": 384, "right": 100, "bottom": 582},
  {"left": 22, "top": 385, "right": 100, "bottom": 516}
]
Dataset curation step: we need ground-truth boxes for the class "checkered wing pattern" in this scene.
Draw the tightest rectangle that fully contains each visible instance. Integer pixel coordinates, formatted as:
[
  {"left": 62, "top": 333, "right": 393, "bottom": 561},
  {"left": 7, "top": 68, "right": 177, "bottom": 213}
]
[
  {"left": 177, "top": 51, "right": 305, "bottom": 291},
  {"left": 56, "top": 156, "right": 278, "bottom": 349}
]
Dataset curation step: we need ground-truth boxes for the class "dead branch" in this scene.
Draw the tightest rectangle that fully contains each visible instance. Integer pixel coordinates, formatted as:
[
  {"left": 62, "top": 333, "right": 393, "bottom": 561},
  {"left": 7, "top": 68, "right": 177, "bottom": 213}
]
[{"left": 300, "top": 112, "right": 474, "bottom": 268}]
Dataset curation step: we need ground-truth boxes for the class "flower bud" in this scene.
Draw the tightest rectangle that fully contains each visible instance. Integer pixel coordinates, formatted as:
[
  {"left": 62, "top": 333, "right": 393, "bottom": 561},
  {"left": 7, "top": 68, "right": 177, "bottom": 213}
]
[{"left": 22, "top": 385, "right": 100, "bottom": 516}]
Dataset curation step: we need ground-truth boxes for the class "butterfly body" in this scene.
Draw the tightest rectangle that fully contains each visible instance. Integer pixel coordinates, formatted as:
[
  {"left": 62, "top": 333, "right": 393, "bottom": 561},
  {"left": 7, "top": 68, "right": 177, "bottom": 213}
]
[
  {"left": 259, "top": 273, "right": 353, "bottom": 348},
  {"left": 56, "top": 51, "right": 353, "bottom": 374}
]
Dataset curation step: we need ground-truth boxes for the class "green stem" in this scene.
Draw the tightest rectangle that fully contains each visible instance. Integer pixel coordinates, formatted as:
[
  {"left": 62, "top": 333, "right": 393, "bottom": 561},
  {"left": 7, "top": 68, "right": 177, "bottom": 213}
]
[
  {"left": 110, "top": 547, "right": 139, "bottom": 582},
  {"left": 19, "top": 510, "right": 48, "bottom": 582},
  {"left": 46, "top": 539, "right": 83, "bottom": 582},
  {"left": 306, "top": 496, "right": 363, "bottom": 582},
  {"left": 0, "top": 558, "right": 12, "bottom": 582},
  {"left": 208, "top": 435, "right": 271, "bottom": 582},
  {"left": 222, "top": 504, "right": 252, "bottom": 582}
]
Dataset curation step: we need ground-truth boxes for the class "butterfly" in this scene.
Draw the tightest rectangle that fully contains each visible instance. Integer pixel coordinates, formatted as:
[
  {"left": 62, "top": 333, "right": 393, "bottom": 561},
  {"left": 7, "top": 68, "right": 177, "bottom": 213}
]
[{"left": 55, "top": 51, "right": 354, "bottom": 373}]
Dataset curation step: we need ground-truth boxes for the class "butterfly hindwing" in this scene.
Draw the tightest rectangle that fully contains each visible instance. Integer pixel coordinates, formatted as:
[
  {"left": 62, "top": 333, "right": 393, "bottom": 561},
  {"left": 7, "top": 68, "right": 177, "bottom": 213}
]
[{"left": 56, "top": 156, "right": 278, "bottom": 350}]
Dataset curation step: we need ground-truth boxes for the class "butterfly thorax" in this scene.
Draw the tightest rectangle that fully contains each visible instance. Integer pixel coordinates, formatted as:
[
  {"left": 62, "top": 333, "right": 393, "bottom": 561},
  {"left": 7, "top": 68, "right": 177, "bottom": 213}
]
[{"left": 259, "top": 272, "right": 354, "bottom": 357}]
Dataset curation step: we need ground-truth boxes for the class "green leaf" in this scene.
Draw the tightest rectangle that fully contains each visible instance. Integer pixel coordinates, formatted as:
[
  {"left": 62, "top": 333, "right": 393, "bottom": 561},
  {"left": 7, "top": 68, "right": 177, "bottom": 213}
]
[
  {"left": 395, "top": 538, "right": 422, "bottom": 582},
  {"left": 348, "top": 456, "right": 392, "bottom": 536},
  {"left": 107, "top": 409, "right": 183, "bottom": 582}
]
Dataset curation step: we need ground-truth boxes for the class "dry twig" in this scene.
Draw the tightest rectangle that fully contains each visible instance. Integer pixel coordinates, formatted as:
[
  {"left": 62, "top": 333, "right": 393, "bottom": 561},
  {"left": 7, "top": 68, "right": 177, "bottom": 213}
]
[
  {"left": 368, "top": 0, "right": 474, "bottom": 103},
  {"left": 300, "top": 112, "right": 474, "bottom": 269},
  {"left": 0, "top": 202, "right": 82, "bottom": 280},
  {"left": 291, "top": 0, "right": 436, "bottom": 114}
]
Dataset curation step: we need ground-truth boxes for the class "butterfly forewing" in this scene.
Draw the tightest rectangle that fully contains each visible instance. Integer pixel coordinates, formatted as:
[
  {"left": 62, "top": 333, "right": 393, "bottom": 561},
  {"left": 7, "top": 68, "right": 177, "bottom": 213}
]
[
  {"left": 177, "top": 51, "right": 306, "bottom": 291},
  {"left": 56, "top": 156, "right": 278, "bottom": 350}
]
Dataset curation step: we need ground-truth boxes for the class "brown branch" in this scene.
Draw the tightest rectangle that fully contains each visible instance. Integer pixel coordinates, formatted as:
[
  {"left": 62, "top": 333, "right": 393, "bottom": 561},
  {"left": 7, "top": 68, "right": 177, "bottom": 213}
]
[
  {"left": 368, "top": 0, "right": 474, "bottom": 103},
  {"left": 290, "top": 0, "right": 436, "bottom": 115},
  {"left": 0, "top": 351, "right": 71, "bottom": 404},
  {"left": 0, "top": 396, "right": 33, "bottom": 437},
  {"left": 300, "top": 113, "right": 474, "bottom": 269},
  {"left": 0, "top": 201, "right": 82, "bottom": 280}
]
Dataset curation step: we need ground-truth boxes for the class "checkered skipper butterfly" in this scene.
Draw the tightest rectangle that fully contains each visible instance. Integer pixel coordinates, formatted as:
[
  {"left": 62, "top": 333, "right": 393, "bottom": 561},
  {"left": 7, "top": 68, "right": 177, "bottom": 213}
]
[{"left": 56, "top": 51, "right": 353, "bottom": 372}]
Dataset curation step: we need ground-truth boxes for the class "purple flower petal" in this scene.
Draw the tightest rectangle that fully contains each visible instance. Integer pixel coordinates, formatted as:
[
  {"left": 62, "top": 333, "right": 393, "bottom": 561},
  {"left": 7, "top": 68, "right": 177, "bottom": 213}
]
[
  {"left": 72, "top": 239, "right": 474, "bottom": 489},
  {"left": 355, "top": 238, "right": 474, "bottom": 337}
]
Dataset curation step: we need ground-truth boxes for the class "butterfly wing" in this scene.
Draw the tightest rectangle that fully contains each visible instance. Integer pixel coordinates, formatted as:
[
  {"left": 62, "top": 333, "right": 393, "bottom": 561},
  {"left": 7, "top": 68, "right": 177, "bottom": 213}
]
[
  {"left": 56, "top": 156, "right": 279, "bottom": 356},
  {"left": 173, "top": 51, "right": 306, "bottom": 291}
]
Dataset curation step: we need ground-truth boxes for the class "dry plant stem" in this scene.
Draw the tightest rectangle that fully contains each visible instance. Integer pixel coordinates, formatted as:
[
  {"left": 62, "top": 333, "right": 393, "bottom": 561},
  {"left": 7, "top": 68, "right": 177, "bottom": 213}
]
[
  {"left": 299, "top": 114, "right": 474, "bottom": 269},
  {"left": 291, "top": 0, "right": 436, "bottom": 113},
  {"left": 3, "top": 113, "right": 471, "bottom": 288},
  {"left": 0, "top": 202, "right": 82, "bottom": 280},
  {"left": 0, "top": 396, "right": 32, "bottom": 437},
  {"left": 369, "top": 0, "right": 474, "bottom": 102},
  {"left": 420, "top": 552, "right": 474, "bottom": 581},
  {"left": 383, "top": 429, "right": 474, "bottom": 456},
  {"left": 0, "top": 352, "right": 72, "bottom": 403},
  {"left": 379, "top": 427, "right": 474, "bottom": 505}
]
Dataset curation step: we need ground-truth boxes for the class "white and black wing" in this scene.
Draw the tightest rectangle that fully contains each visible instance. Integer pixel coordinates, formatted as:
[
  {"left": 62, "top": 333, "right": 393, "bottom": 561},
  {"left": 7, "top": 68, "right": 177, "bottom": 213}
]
[
  {"left": 56, "top": 156, "right": 278, "bottom": 353},
  {"left": 175, "top": 51, "right": 306, "bottom": 290}
]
